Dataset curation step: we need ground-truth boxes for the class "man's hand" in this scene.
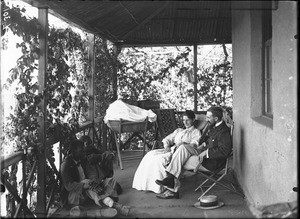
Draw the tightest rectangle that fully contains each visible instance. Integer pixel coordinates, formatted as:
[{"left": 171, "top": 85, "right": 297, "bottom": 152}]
[
  {"left": 81, "top": 179, "right": 91, "bottom": 190},
  {"left": 198, "top": 150, "right": 207, "bottom": 164},
  {"left": 200, "top": 142, "right": 206, "bottom": 148},
  {"left": 197, "top": 142, "right": 207, "bottom": 152}
]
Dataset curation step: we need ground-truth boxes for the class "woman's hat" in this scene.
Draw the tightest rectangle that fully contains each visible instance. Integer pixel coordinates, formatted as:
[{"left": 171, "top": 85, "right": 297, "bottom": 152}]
[{"left": 194, "top": 195, "right": 224, "bottom": 210}]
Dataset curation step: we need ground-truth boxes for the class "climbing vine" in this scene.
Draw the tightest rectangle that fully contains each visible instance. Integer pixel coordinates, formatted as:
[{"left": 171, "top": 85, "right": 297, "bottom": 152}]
[{"left": 1, "top": 1, "right": 92, "bottom": 215}]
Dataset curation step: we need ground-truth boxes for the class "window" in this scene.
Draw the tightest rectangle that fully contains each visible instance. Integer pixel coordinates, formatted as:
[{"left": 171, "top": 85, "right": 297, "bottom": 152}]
[{"left": 262, "top": 6, "right": 273, "bottom": 118}]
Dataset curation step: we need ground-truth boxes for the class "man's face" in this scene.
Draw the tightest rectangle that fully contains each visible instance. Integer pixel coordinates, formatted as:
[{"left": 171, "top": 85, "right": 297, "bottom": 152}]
[
  {"left": 73, "top": 145, "right": 85, "bottom": 161},
  {"left": 206, "top": 111, "right": 218, "bottom": 127}
]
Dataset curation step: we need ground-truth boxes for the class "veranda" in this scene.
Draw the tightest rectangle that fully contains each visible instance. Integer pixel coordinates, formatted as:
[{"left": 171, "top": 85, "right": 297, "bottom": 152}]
[{"left": 1, "top": 1, "right": 297, "bottom": 218}]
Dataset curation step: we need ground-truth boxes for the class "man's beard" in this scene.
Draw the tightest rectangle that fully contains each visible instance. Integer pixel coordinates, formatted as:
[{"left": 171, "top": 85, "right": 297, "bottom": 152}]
[{"left": 208, "top": 121, "right": 215, "bottom": 128}]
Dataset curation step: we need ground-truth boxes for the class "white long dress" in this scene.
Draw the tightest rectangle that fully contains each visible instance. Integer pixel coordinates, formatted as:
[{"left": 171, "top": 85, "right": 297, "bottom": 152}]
[{"left": 132, "top": 126, "right": 201, "bottom": 194}]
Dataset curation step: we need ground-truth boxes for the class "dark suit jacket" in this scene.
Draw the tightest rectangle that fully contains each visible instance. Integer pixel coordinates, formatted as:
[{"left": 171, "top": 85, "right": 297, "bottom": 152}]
[
  {"left": 60, "top": 155, "right": 87, "bottom": 207},
  {"left": 201, "top": 121, "right": 232, "bottom": 171}
]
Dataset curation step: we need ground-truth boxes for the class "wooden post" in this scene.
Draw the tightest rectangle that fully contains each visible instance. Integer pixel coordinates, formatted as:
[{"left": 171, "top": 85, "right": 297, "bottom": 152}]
[
  {"left": 193, "top": 44, "right": 198, "bottom": 112},
  {"left": 87, "top": 33, "right": 95, "bottom": 144},
  {"left": 112, "top": 44, "right": 121, "bottom": 101},
  {"left": 36, "top": 7, "right": 48, "bottom": 218},
  {"left": 0, "top": 0, "right": 3, "bottom": 158},
  {"left": 21, "top": 152, "right": 26, "bottom": 217}
]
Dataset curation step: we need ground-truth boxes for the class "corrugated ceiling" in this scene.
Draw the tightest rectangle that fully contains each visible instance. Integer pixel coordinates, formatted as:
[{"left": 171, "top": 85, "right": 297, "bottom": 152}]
[{"left": 22, "top": 0, "right": 233, "bottom": 47}]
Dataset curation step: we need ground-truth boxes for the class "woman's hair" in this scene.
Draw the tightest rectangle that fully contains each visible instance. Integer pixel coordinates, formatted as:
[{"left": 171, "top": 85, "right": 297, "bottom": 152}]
[
  {"left": 183, "top": 110, "right": 195, "bottom": 120},
  {"left": 207, "top": 106, "right": 223, "bottom": 121}
]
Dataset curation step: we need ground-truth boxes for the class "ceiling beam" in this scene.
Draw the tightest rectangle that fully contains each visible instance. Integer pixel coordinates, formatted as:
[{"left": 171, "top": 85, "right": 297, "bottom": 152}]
[
  {"left": 120, "top": 1, "right": 170, "bottom": 40},
  {"left": 152, "top": 17, "right": 231, "bottom": 21},
  {"left": 119, "top": 38, "right": 231, "bottom": 48},
  {"left": 119, "top": 1, "right": 140, "bottom": 25}
]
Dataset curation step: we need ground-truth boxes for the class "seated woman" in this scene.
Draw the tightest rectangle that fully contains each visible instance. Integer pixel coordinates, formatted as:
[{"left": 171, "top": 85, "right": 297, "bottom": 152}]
[{"left": 132, "top": 110, "right": 201, "bottom": 194}]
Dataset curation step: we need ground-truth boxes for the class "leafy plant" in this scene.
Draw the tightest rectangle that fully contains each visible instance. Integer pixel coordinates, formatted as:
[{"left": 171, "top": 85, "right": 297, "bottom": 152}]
[{"left": 1, "top": 1, "right": 91, "bottom": 215}]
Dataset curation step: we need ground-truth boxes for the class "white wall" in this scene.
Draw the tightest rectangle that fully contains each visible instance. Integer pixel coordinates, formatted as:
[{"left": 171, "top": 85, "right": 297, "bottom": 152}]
[{"left": 231, "top": 1, "right": 297, "bottom": 207}]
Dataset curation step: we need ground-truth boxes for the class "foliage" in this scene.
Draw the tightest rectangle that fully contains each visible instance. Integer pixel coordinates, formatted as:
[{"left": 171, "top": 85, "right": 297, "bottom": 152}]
[
  {"left": 118, "top": 47, "right": 166, "bottom": 101},
  {"left": 197, "top": 45, "right": 232, "bottom": 109},
  {"left": 94, "top": 38, "right": 116, "bottom": 117},
  {"left": 1, "top": 1, "right": 91, "bottom": 215},
  {"left": 117, "top": 45, "right": 232, "bottom": 111}
]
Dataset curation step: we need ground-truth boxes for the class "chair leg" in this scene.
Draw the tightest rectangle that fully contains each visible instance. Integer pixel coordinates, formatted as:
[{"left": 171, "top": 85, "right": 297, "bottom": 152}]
[
  {"left": 114, "top": 132, "right": 123, "bottom": 170},
  {"left": 151, "top": 140, "right": 158, "bottom": 150},
  {"left": 195, "top": 178, "right": 210, "bottom": 192},
  {"left": 197, "top": 174, "right": 227, "bottom": 200},
  {"left": 194, "top": 172, "right": 216, "bottom": 191},
  {"left": 142, "top": 132, "right": 146, "bottom": 156},
  {"left": 197, "top": 172, "right": 244, "bottom": 199}
]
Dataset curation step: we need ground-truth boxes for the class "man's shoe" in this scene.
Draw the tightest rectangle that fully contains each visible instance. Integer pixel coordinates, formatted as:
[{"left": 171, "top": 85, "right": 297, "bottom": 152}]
[
  {"left": 113, "top": 202, "right": 130, "bottom": 216},
  {"left": 155, "top": 176, "right": 175, "bottom": 189},
  {"left": 156, "top": 190, "right": 179, "bottom": 199}
]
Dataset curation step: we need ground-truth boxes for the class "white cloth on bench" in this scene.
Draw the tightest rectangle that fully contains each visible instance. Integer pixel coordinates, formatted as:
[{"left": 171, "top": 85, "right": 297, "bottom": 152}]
[{"left": 104, "top": 99, "right": 157, "bottom": 123}]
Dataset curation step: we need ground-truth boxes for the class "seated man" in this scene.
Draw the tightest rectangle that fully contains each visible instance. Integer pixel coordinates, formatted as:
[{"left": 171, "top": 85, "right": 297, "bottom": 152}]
[
  {"left": 79, "top": 135, "right": 122, "bottom": 195},
  {"left": 155, "top": 106, "right": 232, "bottom": 198},
  {"left": 60, "top": 139, "right": 129, "bottom": 216}
]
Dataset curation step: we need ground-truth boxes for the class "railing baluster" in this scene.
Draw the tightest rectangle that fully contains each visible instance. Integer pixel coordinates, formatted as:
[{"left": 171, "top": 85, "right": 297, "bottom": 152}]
[
  {"left": 46, "top": 177, "right": 58, "bottom": 215},
  {"left": 2, "top": 174, "right": 35, "bottom": 218},
  {"left": 25, "top": 160, "right": 37, "bottom": 196}
]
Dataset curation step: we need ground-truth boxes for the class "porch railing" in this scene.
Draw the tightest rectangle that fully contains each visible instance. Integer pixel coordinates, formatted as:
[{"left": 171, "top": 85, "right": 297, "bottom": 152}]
[
  {"left": 1, "top": 110, "right": 206, "bottom": 217},
  {"left": 1, "top": 116, "right": 109, "bottom": 218}
]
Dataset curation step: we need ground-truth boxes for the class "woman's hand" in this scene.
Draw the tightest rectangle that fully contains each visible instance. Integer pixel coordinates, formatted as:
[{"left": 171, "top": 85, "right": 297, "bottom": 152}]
[{"left": 163, "top": 146, "right": 171, "bottom": 153}]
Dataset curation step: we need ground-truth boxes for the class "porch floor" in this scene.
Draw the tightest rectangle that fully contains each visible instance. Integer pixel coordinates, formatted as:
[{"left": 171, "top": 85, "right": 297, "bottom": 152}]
[{"left": 51, "top": 150, "right": 255, "bottom": 218}]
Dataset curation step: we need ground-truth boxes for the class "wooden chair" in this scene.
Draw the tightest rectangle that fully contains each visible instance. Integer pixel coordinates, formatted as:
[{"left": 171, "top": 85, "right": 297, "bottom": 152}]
[
  {"left": 190, "top": 152, "right": 245, "bottom": 199},
  {"left": 183, "top": 117, "right": 245, "bottom": 200},
  {"left": 151, "top": 109, "right": 178, "bottom": 149},
  {"left": 151, "top": 110, "right": 209, "bottom": 149}
]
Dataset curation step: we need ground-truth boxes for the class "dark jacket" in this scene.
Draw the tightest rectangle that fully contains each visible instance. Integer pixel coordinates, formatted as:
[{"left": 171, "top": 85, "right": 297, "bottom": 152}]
[
  {"left": 60, "top": 155, "right": 88, "bottom": 208},
  {"left": 201, "top": 121, "right": 232, "bottom": 171}
]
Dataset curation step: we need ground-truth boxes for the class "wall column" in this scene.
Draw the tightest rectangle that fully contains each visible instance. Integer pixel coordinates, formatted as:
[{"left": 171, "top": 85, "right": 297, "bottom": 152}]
[{"left": 193, "top": 44, "right": 198, "bottom": 112}]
